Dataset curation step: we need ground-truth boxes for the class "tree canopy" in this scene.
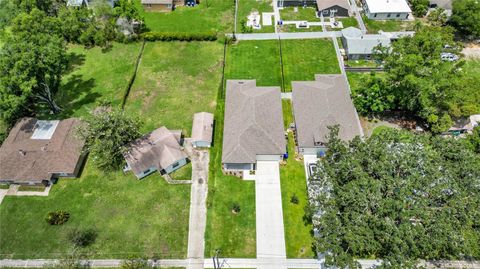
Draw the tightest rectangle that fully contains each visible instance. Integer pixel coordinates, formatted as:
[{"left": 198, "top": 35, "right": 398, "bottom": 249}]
[
  {"left": 77, "top": 108, "right": 142, "bottom": 172},
  {"left": 309, "top": 126, "right": 480, "bottom": 268},
  {"left": 450, "top": 0, "right": 480, "bottom": 39}
]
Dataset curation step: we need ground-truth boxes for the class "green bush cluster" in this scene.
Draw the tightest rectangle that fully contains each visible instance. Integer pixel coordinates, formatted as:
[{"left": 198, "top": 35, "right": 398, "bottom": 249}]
[
  {"left": 141, "top": 32, "right": 217, "bottom": 42},
  {"left": 45, "top": 211, "right": 70, "bottom": 225}
]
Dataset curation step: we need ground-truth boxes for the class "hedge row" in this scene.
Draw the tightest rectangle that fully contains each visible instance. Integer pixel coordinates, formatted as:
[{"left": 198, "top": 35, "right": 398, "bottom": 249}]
[{"left": 141, "top": 32, "right": 217, "bottom": 42}]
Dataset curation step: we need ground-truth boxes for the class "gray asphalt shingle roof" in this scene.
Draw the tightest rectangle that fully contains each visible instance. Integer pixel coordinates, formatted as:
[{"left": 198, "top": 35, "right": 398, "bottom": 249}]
[
  {"left": 292, "top": 75, "right": 363, "bottom": 148},
  {"left": 316, "top": 0, "right": 351, "bottom": 12},
  {"left": 222, "top": 80, "right": 286, "bottom": 164}
]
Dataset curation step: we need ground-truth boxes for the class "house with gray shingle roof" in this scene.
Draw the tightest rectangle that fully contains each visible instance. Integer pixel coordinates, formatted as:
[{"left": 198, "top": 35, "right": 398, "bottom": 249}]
[
  {"left": 341, "top": 27, "right": 391, "bottom": 59},
  {"left": 222, "top": 80, "right": 286, "bottom": 172},
  {"left": 292, "top": 75, "right": 363, "bottom": 156}
]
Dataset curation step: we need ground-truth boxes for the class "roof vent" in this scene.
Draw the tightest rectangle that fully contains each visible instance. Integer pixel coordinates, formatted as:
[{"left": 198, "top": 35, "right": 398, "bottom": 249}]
[{"left": 238, "top": 81, "right": 244, "bottom": 85}]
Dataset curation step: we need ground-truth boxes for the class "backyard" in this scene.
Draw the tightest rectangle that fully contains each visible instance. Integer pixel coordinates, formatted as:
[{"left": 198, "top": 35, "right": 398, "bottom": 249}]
[
  {"left": 281, "top": 39, "right": 340, "bottom": 90},
  {"left": 363, "top": 16, "right": 416, "bottom": 33},
  {"left": 139, "top": 0, "right": 234, "bottom": 34},
  {"left": 0, "top": 161, "right": 191, "bottom": 259},
  {"left": 124, "top": 41, "right": 224, "bottom": 134},
  {"left": 204, "top": 98, "right": 256, "bottom": 258},
  {"left": 280, "top": 7, "right": 318, "bottom": 21},
  {"left": 237, "top": 0, "right": 275, "bottom": 33},
  {"left": 280, "top": 100, "right": 315, "bottom": 258},
  {"left": 225, "top": 40, "right": 283, "bottom": 87}
]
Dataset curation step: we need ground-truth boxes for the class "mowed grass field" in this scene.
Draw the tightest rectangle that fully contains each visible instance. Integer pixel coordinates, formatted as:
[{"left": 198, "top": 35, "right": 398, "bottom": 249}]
[
  {"left": 0, "top": 161, "right": 191, "bottom": 259},
  {"left": 237, "top": 0, "right": 275, "bottom": 33},
  {"left": 54, "top": 43, "right": 141, "bottom": 118},
  {"left": 280, "top": 100, "right": 315, "bottom": 258},
  {"left": 204, "top": 97, "right": 256, "bottom": 258},
  {"left": 139, "top": 0, "right": 234, "bottom": 34},
  {"left": 125, "top": 41, "right": 224, "bottom": 134},
  {"left": 281, "top": 39, "right": 340, "bottom": 90}
]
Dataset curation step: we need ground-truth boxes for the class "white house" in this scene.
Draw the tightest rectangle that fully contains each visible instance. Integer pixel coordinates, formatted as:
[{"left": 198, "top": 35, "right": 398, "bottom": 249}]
[{"left": 362, "top": 0, "right": 412, "bottom": 19}]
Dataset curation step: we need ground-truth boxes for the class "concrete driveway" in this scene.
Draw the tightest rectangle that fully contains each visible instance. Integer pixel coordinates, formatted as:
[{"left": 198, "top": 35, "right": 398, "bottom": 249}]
[{"left": 255, "top": 161, "right": 287, "bottom": 269}]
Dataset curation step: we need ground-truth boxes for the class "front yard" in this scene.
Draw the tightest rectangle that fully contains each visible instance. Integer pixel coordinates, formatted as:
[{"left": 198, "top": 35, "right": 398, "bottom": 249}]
[
  {"left": 280, "top": 7, "right": 318, "bottom": 21},
  {"left": 0, "top": 161, "right": 191, "bottom": 259},
  {"left": 280, "top": 100, "right": 315, "bottom": 258}
]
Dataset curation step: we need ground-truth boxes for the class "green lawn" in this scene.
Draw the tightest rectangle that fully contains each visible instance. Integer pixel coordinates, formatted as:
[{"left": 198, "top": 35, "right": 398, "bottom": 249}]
[
  {"left": 363, "top": 16, "right": 416, "bottom": 33},
  {"left": 53, "top": 43, "right": 142, "bottom": 118},
  {"left": 0, "top": 161, "right": 191, "bottom": 259},
  {"left": 338, "top": 17, "right": 359, "bottom": 28},
  {"left": 124, "top": 41, "right": 223, "bottom": 134},
  {"left": 225, "top": 40, "right": 282, "bottom": 87},
  {"left": 280, "top": 7, "right": 318, "bottom": 21},
  {"left": 281, "top": 39, "right": 340, "bottom": 91},
  {"left": 170, "top": 162, "right": 193, "bottom": 181},
  {"left": 237, "top": 0, "right": 275, "bottom": 33},
  {"left": 140, "top": 0, "right": 234, "bottom": 34},
  {"left": 278, "top": 24, "right": 324, "bottom": 32},
  {"left": 204, "top": 98, "right": 256, "bottom": 258},
  {"left": 280, "top": 100, "right": 315, "bottom": 258}
]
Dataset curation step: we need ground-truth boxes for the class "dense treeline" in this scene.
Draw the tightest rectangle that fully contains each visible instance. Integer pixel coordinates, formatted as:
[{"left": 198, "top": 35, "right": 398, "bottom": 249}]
[
  {"left": 309, "top": 126, "right": 480, "bottom": 268},
  {"left": 353, "top": 25, "right": 480, "bottom": 133}
]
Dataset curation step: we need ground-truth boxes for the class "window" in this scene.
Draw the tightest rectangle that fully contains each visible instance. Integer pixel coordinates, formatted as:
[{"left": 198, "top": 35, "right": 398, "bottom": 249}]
[
  {"left": 143, "top": 168, "right": 151, "bottom": 174},
  {"left": 374, "top": 13, "right": 377, "bottom": 17},
  {"left": 396, "top": 13, "right": 400, "bottom": 17},
  {"left": 387, "top": 13, "right": 391, "bottom": 17},
  {"left": 147, "top": 4, "right": 151, "bottom": 7},
  {"left": 172, "top": 162, "right": 180, "bottom": 168}
]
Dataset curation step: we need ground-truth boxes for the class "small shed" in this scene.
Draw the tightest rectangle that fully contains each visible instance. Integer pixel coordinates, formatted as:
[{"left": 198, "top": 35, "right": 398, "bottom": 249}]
[{"left": 191, "top": 112, "right": 214, "bottom": 148}]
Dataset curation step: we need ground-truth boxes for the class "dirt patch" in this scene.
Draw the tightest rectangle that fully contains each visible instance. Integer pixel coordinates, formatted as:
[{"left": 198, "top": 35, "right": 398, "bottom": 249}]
[
  {"left": 462, "top": 43, "right": 480, "bottom": 59},
  {"left": 361, "top": 112, "right": 424, "bottom": 137}
]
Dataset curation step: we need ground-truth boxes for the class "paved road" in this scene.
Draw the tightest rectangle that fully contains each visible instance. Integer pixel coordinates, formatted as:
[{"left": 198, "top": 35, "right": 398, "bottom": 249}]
[
  {"left": 255, "top": 161, "right": 287, "bottom": 269},
  {"left": 184, "top": 142, "right": 210, "bottom": 269},
  {"left": 230, "top": 31, "right": 341, "bottom": 40}
]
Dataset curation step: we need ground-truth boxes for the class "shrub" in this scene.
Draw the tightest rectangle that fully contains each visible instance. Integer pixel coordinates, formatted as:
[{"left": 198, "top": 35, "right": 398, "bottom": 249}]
[
  {"left": 67, "top": 228, "right": 97, "bottom": 247},
  {"left": 45, "top": 211, "right": 70, "bottom": 225},
  {"left": 120, "top": 259, "right": 151, "bottom": 269},
  {"left": 140, "top": 32, "right": 217, "bottom": 42},
  {"left": 290, "top": 194, "right": 299, "bottom": 204},
  {"left": 231, "top": 202, "right": 241, "bottom": 214}
]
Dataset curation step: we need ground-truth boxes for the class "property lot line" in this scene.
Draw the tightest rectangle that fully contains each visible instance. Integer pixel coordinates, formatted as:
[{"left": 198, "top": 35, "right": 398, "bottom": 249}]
[{"left": 229, "top": 31, "right": 342, "bottom": 40}]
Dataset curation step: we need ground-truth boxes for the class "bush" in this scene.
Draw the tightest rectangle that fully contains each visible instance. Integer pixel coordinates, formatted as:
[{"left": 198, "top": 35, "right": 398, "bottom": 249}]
[
  {"left": 120, "top": 259, "right": 151, "bottom": 269},
  {"left": 140, "top": 31, "right": 217, "bottom": 42},
  {"left": 290, "top": 194, "right": 299, "bottom": 204},
  {"left": 231, "top": 202, "right": 241, "bottom": 214},
  {"left": 67, "top": 228, "right": 97, "bottom": 247},
  {"left": 45, "top": 211, "right": 70, "bottom": 225}
]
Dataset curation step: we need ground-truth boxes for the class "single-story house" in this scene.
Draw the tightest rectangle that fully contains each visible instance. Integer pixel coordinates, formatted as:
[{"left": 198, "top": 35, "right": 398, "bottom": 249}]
[
  {"left": 316, "top": 0, "right": 351, "bottom": 17},
  {"left": 0, "top": 118, "right": 86, "bottom": 186},
  {"left": 362, "top": 0, "right": 412, "bottom": 19},
  {"left": 341, "top": 26, "right": 391, "bottom": 59},
  {"left": 292, "top": 75, "right": 363, "bottom": 156},
  {"left": 222, "top": 80, "right": 286, "bottom": 172},
  {"left": 141, "top": 0, "right": 174, "bottom": 12},
  {"left": 123, "top": 127, "right": 188, "bottom": 179},
  {"left": 191, "top": 112, "right": 214, "bottom": 148},
  {"left": 278, "top": 0, "right": 317, "bottom": 8}
]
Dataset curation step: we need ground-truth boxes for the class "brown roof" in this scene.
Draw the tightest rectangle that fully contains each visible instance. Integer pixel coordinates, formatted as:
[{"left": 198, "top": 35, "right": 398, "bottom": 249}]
[
  {"left": 0, "top": 118, "right": 86, "bottom": 183},
  {"left": 292, "top": 75, "right": 363, "bottom": 148},
  {"left": 141, "top": 0, "right": 172, "bottom": 4},
  {"left": 192, "top": 112, "right": 214, "bottom": 143},
  {"left": 123, "top": 127, "right": 187, "bottom": 176},
  {"left": 222, "top": 80, "right": 286, "bottom": 164},
  {"left": 316, "top": 0, "right": 351, "bottom": 11}
]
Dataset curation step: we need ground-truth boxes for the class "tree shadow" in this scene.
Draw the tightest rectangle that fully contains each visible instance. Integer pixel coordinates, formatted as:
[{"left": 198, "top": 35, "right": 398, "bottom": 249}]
[
  {"left": 64, "top": 52, "right": 86, "bottom": 75},
  {"left": 58, "top": 74, "right": 99, "bottom": 117}
]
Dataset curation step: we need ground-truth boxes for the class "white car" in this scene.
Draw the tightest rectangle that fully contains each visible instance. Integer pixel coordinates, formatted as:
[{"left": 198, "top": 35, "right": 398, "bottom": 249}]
[{"left": 441, "top": 52, "right": 459, "bottom": 62}]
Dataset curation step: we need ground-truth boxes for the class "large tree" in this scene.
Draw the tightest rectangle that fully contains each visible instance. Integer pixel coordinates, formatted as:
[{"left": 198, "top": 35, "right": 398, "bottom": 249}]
[
  {"left": 309, "top": 126, "right": 480, "bottom": 268},
  {"left": 78, "top": 108, "right": 142, "bottom": 172},
  {"left": 450, "top": 0, "right": 480, "bottom": 39},
  {"left": 0, "top": 9, "right": 66, "bottom": 124}
]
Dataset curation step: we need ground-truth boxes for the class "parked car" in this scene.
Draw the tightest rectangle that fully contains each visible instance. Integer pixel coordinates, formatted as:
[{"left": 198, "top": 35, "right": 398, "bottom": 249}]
[{"left": 441, "top": 52, "right": 459, "bottom": 62}]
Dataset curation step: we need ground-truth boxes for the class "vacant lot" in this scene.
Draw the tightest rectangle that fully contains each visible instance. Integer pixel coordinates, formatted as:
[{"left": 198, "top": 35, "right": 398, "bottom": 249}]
[
  {"left": 280, "top": 100, "right": 315, "bottom": 258},
  {"left": 204, "top": 99, "right": 256, "bottom": 258},
  {"left": 0, "top": 161, "right": 191, "bottom": 259},
  {"left": 140, "top": 0, "right": 233, "bottom": 34},
  {"left": 280, "top": 7, "right": 318, "bottom": 21},
  {"left": 237, "top": 0, "right": 275, "bottom": 33},
  {"left": 54, "top": 43, "right": 141, "bottom": 118},
  {"left": 125, "top": 41, "right": 223, "bottom": 134},
  {"left": 281, "top": 39, "right": 340, "bottom": 90},
  {"left": 226, "top": 40, "right": 282, "bottom": 87}
]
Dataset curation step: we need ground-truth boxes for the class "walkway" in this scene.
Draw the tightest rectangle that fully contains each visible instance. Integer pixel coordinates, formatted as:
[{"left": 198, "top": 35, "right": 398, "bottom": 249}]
[
  {"left": 230, "top": 31, "right": 341, "bottom": 40},
  {"left": 255, "top": 161, "right": 287, "bottom": 269},
  {"left": 184, "top": 141, "right": 210, "bottom": 269},
  {"left": 349, "top": 0, "right": 367, "bottom": 33}
]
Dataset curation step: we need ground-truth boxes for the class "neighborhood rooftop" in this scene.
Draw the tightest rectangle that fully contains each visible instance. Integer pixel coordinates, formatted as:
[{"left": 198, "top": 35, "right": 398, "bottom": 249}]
[
  {"left": 341, "top": 27, "right": 391, "bottom": 55},
  {"left": 316, "top": 0, "right": 351, "bottom": 13},
  {"left": 363, "top": 0, "right": 412, "bottom": 13},
  {"left": 0, "top": 118, "right": 86, "bottom": 184},
  {"left": 123, "top": 126, "right": 187, "bottom": 178},
  {"left": 222, "top": 80, "right": 286, "bottom": 164},
  {"left": 292, "top": 75, "right": 363, "bottom": 148},
  {"left": 141, "top": 0, "right": 172, "bottom": 4}
]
